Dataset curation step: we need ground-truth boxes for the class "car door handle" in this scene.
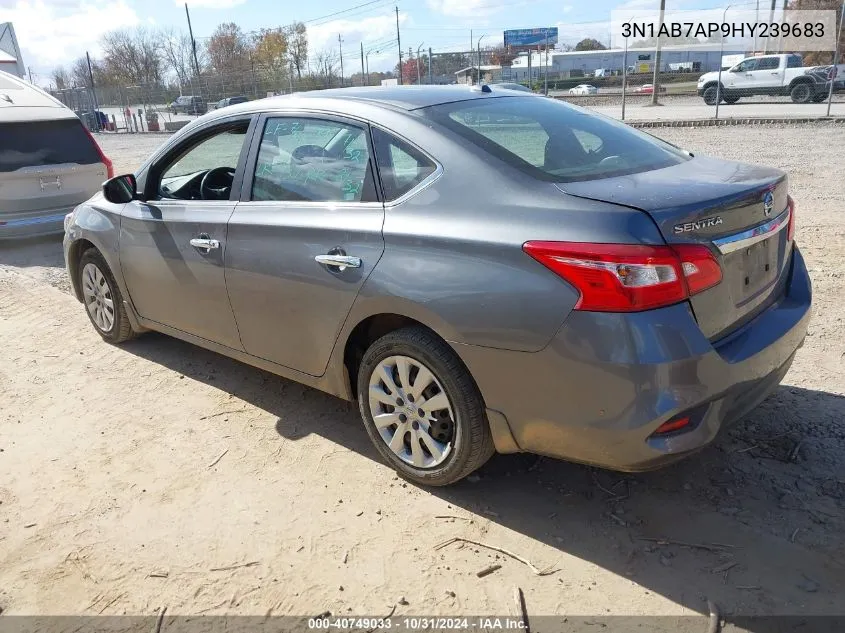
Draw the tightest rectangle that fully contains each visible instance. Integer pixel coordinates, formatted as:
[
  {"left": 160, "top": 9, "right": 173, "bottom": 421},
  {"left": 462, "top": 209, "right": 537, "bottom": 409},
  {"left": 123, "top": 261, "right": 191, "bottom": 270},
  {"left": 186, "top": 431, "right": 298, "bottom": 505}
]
[
  {"left": 190, "top": 237, "right": 220, "bottom": 252},
  {"left": 315, "top": 254, "right": 361, "bottom": 270}
]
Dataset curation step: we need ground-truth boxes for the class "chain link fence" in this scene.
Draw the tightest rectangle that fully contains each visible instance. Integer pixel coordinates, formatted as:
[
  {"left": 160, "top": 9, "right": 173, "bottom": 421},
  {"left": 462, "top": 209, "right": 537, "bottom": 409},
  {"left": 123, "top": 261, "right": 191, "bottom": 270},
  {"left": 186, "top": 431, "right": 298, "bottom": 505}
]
[{"left": 49, "top": 52, "right": 845, "bottom": 134}]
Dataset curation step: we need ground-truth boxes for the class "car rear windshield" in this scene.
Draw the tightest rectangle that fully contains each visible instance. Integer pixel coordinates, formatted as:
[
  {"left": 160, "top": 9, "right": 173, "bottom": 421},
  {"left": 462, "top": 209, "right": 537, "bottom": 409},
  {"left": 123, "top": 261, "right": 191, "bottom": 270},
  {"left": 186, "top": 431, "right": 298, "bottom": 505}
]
[
  {"left": 422, "top": 97, "right": 690, "bottom": 182},
  {"left": 0, "top": 119, "right": 100, "bottom": 172}
]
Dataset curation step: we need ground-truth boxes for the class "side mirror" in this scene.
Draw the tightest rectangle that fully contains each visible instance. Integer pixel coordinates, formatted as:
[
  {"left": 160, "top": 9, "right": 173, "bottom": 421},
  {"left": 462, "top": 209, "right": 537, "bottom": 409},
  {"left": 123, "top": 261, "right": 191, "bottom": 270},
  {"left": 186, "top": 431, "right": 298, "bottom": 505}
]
[{"left": 103, "top": 174, "right": 137, "bottom": 204}]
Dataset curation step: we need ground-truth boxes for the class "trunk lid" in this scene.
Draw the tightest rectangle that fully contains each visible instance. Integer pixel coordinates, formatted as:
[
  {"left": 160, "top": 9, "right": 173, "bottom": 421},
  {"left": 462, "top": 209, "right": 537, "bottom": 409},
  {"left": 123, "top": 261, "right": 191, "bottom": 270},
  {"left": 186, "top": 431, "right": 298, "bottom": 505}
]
[{"left": 558, "top": 156, "right": 792, "bottom": 340}]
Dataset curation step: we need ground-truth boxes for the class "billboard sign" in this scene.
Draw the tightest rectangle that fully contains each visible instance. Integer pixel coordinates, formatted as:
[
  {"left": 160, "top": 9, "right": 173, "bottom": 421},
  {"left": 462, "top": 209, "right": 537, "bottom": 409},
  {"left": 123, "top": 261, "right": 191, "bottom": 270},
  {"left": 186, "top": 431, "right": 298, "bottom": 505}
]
[{"left": 504, "top": 27, "right": 558, "bottom": 48}]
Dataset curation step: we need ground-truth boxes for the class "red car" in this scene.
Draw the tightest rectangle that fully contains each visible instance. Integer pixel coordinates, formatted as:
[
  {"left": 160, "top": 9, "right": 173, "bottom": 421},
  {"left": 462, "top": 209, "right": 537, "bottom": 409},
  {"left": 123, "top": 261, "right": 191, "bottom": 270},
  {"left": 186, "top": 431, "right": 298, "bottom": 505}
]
[{"left": 635, "top": 84, "right": 667, "bottom": 94}]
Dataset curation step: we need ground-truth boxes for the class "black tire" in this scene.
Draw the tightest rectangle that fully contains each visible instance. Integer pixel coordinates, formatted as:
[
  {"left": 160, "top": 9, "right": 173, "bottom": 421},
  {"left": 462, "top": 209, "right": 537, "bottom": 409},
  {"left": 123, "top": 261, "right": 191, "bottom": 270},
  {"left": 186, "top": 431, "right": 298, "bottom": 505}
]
[
  {"left": 356, "top": 326, "right": 495, "bottom": 486},
  {"left": 790, "top": 82, "right": 813, "bottom": 104},
  {"left": 723, "top": 95, "right": 740, "bottom": 104},
  {"left": 78, "top": 248, "right": 136, "bottom": 344},
  {"left": 702, "top": 85, "right": 721, "bottom": 105}
]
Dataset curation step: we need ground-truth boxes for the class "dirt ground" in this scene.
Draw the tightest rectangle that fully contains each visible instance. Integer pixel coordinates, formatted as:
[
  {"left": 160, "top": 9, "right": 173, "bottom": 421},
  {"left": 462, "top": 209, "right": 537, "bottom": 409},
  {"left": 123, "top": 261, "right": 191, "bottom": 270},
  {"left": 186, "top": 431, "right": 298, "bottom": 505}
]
[{"left": 0, "top": 124, "right": 843, "bottom": 626}]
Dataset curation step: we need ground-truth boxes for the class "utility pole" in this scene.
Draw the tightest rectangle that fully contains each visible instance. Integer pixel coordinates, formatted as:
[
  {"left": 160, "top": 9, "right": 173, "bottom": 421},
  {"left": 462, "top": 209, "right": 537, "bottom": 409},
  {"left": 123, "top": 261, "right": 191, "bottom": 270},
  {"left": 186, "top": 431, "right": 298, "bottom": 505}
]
[
  {"left": 338, "top": 34, "right": 344, "bottom": 87},
  {"left": 650, "top": 0, "right": 666, "bottom": 106},
  {"left": 27, "top": 67, "right": 33, "bottom": 83},
  {"left": 544, "top": 29, "right": 549, "bottom": 96},
  {"left": 477, "top": 34, "right": 486, "bottom": 85},
  {"left": 360, "top": 42, "right": 365, "bottom": 86},
  {"left": 416, "top": 42, "right": 425, "bottom": 84},
  {"left": 408, "top": 47, "right": 413, "bottom": 85},
  {"left": 365, "top": 50, "right": 371, "bottom": 86},
  {"left": 428, "top": 47, "right": 433, "bottom": 85},
  {"left": 621, "top": 36, "right": 628, "bottom": 120},
  {"left": 184, "top": 3, "right": 201, "bottom": 81},
  {"left": 85, "top": 51, "right": 101, "bottom": 132},
  {"left": 395, "top": 6, "right": 402, "bottom": 85}
]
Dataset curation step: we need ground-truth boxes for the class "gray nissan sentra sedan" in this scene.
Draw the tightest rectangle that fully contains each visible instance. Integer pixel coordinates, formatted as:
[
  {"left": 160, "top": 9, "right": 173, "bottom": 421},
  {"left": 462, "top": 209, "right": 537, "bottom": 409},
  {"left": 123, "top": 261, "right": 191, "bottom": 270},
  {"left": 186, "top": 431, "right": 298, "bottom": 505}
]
[{"left": 63, "top": 86, "right": 811, "bottom": 486}]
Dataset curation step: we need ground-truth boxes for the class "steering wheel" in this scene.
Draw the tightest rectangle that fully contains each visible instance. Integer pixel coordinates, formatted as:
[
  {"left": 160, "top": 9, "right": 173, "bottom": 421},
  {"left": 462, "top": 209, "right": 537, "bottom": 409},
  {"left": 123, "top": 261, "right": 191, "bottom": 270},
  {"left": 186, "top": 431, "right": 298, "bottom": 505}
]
[{"left": 200, "top": 166, "right": 236, "bottom": 200}]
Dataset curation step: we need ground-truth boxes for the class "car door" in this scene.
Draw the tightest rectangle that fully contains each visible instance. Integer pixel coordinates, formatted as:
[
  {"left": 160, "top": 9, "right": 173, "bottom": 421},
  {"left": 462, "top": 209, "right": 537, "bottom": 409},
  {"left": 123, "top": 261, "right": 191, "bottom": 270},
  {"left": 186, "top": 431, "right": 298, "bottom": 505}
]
[
  {"left": 119, "top": 116, "right": 255, "bottom": 350},
  {"left": 726, "top": 58, "right": 758, "bottom": 92},
  {"left": 225, "top": 113, "right": 385, "bottom": 376},
  {"left": 746, "top": 56, "right": 782, "bottom": 90}
]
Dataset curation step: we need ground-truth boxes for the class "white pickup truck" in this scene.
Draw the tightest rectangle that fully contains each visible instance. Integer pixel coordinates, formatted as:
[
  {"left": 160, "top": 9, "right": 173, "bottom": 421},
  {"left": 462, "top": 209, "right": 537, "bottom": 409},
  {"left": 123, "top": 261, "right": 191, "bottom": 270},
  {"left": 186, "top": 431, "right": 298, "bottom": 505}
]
[{"left": 697, "top": 53, "right": 835, "bottom": 105}]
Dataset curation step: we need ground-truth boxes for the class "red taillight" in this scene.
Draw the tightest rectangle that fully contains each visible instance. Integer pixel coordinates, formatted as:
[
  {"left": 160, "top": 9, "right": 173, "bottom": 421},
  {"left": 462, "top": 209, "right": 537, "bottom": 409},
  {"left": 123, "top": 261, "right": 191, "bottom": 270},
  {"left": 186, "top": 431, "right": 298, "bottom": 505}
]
[
  {"left": 653, "top": 416, "right": 691, "bottom": 435},
  {"left": 82, "top": 125, "right": 114, "bottom": 179},
  {"left": 522, "top": 241, "right": 722, "bottom": 312},
  {"left": 787, "top": 195, "right": 796, "bottom": 242},
  {"left": 672, "top": 244, "right": 723, "bottom": 296}
]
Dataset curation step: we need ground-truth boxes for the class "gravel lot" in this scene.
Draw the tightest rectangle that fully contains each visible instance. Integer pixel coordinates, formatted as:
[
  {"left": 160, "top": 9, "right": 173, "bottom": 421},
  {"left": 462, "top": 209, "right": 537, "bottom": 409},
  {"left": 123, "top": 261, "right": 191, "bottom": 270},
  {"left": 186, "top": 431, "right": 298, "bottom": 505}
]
[{"left": 0, "top": 123, "right": 843, "bottom": 625}]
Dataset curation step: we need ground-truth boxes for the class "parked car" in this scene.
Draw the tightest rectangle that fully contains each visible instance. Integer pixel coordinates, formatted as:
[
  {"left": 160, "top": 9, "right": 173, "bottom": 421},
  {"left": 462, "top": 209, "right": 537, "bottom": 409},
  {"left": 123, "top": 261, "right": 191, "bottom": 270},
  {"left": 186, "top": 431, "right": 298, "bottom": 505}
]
[
  {"left": 168, "top": 95, "right": 207, "bottom": 115},
  {"left": 215, "top": 95, "right": 249, "bottom": 109},
  {"left": 568, "top": 84, "right": 598, "bottom": 96},
  {"left": 697, "top": 54, "right": 834, "bottom": 104},
  {"left": 64, "top": 86, "right": 811, "bottom": 486},
  {"left": 635, "top": 83, "right": 667, "bottom": 94},
  {"left": 491, "top": 83, "right": 532, "bottom": 93},
  {"left": 0, "top": 70, "right": 112, "bottom": 238}
]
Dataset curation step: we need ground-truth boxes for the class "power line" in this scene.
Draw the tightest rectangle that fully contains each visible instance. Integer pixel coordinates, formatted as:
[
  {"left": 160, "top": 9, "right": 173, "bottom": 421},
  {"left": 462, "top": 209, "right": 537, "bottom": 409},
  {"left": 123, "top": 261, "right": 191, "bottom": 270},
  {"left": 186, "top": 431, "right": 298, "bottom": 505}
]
[{"left": 303, "top": 0, "right": 392, "bottom": 24}]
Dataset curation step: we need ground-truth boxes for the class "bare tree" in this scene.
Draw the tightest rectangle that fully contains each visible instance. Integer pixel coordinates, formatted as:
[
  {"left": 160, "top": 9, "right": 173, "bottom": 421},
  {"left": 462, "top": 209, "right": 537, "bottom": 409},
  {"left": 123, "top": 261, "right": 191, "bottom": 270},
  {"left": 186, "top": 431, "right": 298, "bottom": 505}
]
[
  {"left": 287, "top": 22, "right": 308, "bottom": 80},
  {"left": 101, "top": 27, "right": 164, "bottom": 85},
  {"left": 51, "top": 66, "right": 70, "bottom": 90},
  {"left": 161, "top": 28, "right": 197, "bottom": 87},
  {"left": 312, "top": 48, "right": 338, "bottom": 87},
  {"left": 69, "top": 57, "right": 91, "bottom": 88}
]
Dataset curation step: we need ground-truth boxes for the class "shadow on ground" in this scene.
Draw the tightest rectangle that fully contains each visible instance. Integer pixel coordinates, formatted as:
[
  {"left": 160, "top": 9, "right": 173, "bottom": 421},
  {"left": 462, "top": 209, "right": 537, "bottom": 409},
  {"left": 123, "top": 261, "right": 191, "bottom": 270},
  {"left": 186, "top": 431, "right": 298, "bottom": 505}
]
[{"left": 118, "top": 330, "right": 845, "bottom": 625}]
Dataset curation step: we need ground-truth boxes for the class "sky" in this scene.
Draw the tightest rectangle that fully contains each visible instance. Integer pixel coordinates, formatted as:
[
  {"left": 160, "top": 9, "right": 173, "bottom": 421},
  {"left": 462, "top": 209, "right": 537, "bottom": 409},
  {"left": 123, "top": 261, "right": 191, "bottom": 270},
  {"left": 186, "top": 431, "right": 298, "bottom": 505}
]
[{"left": 2, "top": 0, "right": 749, "bottom": 82}]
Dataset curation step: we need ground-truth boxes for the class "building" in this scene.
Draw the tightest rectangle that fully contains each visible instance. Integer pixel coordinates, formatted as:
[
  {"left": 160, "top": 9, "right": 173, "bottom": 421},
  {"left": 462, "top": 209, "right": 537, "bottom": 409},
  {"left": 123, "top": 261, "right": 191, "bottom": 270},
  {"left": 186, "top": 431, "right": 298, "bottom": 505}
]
[
  {"left": 509, "top": 45, "right": 747, "bottom": 81},
  {"left": 455, "top": 65, "right": 503, "bottom": 85},
  {"left": 0, "top": 23, "right": 26, "bottom": 78}
]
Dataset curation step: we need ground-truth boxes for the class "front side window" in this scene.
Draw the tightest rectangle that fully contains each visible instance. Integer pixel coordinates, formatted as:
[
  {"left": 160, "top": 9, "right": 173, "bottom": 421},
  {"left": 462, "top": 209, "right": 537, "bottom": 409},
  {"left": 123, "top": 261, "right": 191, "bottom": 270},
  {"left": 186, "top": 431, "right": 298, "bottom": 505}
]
[
  {"left": 371, "top": 128, "right": 438, "bottom": 201},
  {"left": 423, "top": 97, "right": 689, "bottom": 183},
  {"left": 251, "top": 117, "right": 376, "bottom": 203},
  {"left": 735, "top": 59, "right": 758, "bottom": 72},
  {"left": 157, "top": 123, "right": 249, "bottom": 200}
]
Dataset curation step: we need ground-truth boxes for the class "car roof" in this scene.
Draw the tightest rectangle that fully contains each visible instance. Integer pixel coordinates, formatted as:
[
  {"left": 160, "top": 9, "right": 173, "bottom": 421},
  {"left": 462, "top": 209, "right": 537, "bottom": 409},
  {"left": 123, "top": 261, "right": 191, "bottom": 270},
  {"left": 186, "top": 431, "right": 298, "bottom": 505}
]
[
  {"left": 0, "top": 70, "right": 77, "bottom": 122},
  {"left": 214, "top": 85, "right": 526, "bottom": 117}
]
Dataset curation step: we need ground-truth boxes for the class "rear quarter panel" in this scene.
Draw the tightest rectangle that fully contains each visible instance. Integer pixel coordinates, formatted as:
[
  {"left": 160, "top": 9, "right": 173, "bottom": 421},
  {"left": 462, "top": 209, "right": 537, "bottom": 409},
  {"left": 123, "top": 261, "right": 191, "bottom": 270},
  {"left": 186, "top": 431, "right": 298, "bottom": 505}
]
[{"left": 337, "top": 106, "right": 667, "bottom": 353}]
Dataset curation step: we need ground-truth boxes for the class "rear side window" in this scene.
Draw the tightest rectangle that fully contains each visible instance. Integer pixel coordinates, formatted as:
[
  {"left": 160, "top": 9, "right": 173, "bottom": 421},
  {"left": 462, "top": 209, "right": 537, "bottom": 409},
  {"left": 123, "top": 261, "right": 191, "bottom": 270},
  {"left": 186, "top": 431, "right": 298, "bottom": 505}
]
[
  {"left": 251, "top": 117, "right": 378, "bottom": 203},
  {"left": 371, "top": 128, "right": 438, "bottom": 201},
  {"left": 423, "top": 97, "right": 689, "bottom": 183},
  {"left": 0, "top": 119, "right": 100, "bottom": 172},
  {"left": 787, "top": 55, "right": 803, "bottom": 68}
]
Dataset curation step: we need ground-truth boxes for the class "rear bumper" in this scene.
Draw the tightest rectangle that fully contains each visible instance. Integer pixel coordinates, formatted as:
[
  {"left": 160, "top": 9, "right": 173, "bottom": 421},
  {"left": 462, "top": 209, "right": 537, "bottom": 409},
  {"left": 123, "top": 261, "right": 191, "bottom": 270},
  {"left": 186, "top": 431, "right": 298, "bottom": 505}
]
[
  {"left": 455, "top": 246, "right": 812, "bottom": 471},
  {"left": 0, "top": 209, "right": 70, "bottom": 239}
]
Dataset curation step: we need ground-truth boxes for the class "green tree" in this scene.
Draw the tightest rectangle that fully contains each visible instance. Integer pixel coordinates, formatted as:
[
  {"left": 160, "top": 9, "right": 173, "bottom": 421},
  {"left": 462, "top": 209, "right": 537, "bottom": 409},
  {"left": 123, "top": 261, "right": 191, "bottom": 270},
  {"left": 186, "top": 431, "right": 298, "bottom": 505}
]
[{"left": 575, "top": 38, "right": 607, "bottom": 51}]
